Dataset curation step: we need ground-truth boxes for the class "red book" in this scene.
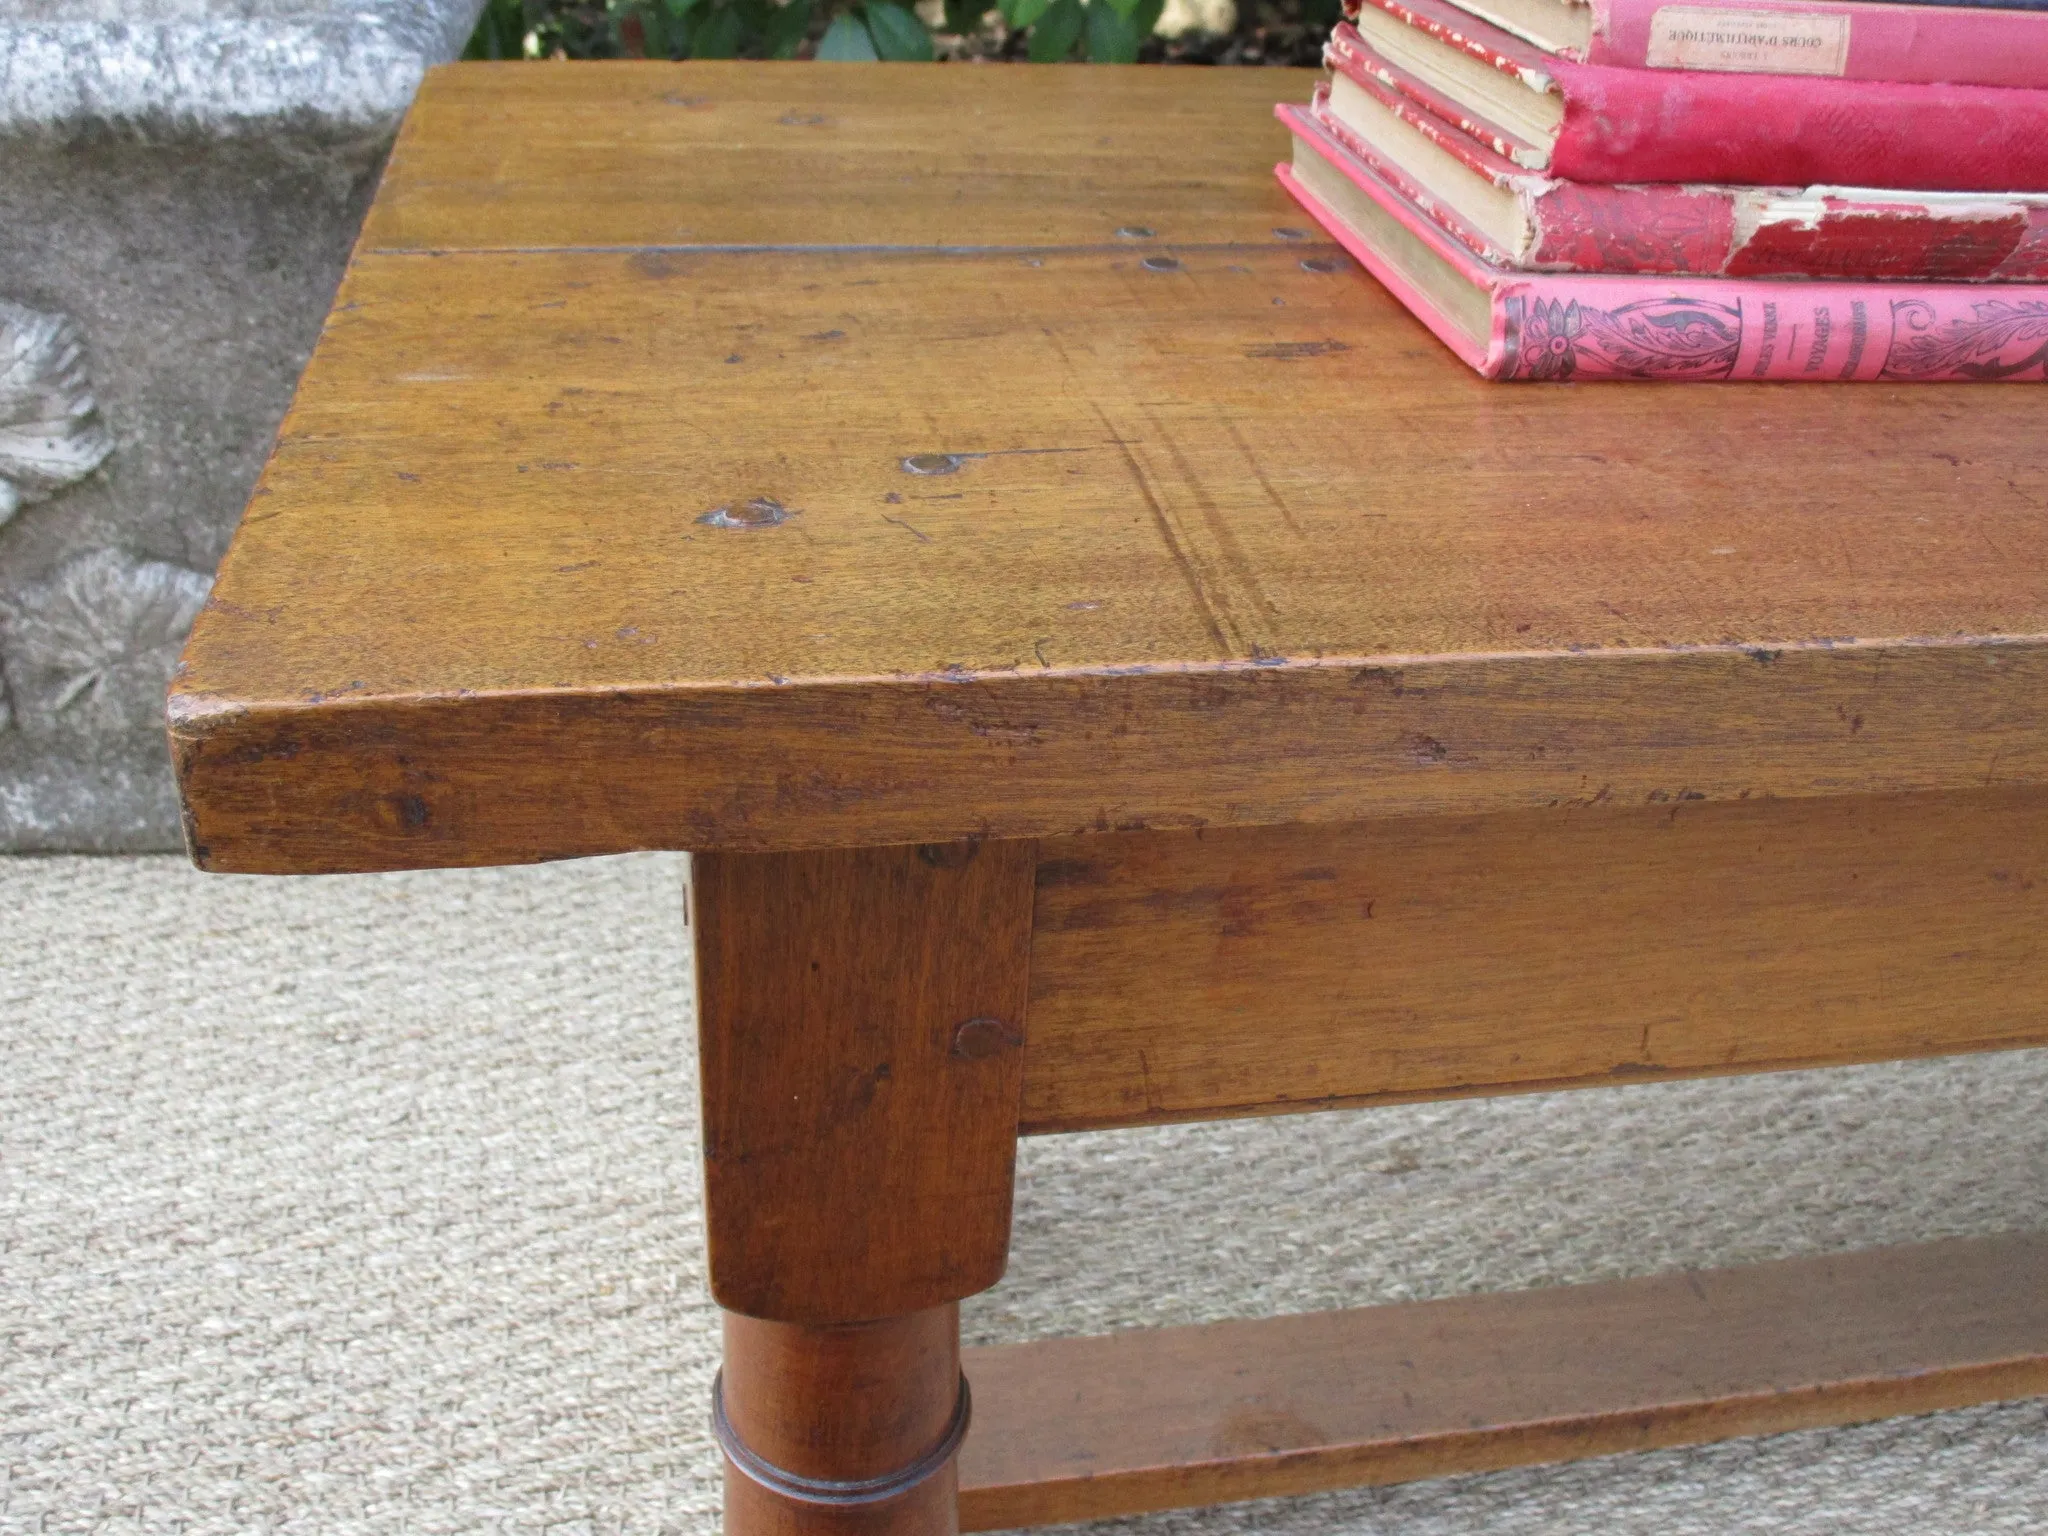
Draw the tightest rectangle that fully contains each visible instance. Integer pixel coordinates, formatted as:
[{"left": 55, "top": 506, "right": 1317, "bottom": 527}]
[
  {"left": 1275, "top": 104, "right": 2048, "bottom": 382},
  {"left": 1318, "top": 45, "right": 2048, "bottom": 279},
  {"left": 1340, "top": 0, "right": 2048, "bottom": 190},
  {"left": 1448, "top": 0, "right": 2048, "bottom": 88}
]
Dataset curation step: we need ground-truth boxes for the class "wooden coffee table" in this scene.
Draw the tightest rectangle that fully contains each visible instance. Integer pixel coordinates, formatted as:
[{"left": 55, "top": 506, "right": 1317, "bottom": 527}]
[{"left": 170, "top": 61, "right": 2048, "bottom": 1536}]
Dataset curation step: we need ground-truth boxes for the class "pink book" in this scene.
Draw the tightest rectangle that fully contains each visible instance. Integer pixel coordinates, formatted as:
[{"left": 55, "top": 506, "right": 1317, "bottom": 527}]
[
  {"left": 1276, "top": 104, "right": 2048, "bottom": 381},
  {"left": 1442, "top": 0, "right": 2048, "bottom": 88},
  {"left": 1340, "top": 0, "right": 2048, "bottom": 190},
  {"left": 1317, "top": 44, "right": 2048, "bottom": 279}
]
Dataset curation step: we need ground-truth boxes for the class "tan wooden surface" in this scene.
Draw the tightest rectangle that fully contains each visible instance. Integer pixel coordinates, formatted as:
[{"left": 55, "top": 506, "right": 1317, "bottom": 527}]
[
  {"left": 171, "top": 65, "right": 2048, "bottom": 872},
  {"left": 694, "top": 841, "right": 1035, "bottom": 1325},
  {"left": 955, "top": 1234, "right": 2048, "bottom": 1529},
  {"left": 1022, "top": 785, "right": 2048, "bottom": 1131},
  {"left": 364, "top": 62, "right": 1306, "bottom": 252}
]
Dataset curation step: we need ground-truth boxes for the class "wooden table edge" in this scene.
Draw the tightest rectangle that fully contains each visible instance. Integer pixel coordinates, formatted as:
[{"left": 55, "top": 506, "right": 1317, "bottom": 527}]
[{"left": 168, "top": 632, "right": 2048, "bottom": 872}]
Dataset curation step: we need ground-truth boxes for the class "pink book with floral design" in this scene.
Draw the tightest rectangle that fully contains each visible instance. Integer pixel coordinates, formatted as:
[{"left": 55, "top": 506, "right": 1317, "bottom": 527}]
[{"left": 1278, "top": 105, "right": 2048, "bottom": 381}]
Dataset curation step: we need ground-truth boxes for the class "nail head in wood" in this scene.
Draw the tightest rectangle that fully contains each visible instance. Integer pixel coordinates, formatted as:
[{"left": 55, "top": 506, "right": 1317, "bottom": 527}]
[{"left": 950, "top": 1017, "right": 1020, "bottom": 1062}]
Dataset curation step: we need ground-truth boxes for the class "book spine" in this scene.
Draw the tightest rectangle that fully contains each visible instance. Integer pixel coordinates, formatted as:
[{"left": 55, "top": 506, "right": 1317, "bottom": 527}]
[
  {"left": 1527, "top": 182, "right": 2048, "bottom": 280},
  {"left": 1339, "top": 148, "right": 2048, "bottom": 280},
  {"left": 1856, "top": 0, "right": 2048, "bottom": 9},
  {"left": 1584, "top": 0, "right": 2048, "bottom": 90},
  {"left": 1522, "top": 182, "right": 1742, "bottom": 273},
  {"left": 1549, "top": 58, "right": 2048, "bottom": 191},
  {"left": 1725, "top": 192, "right": 2048, "bottom": 280},
  {"left": 2004, "top": 217, "right": 2048, "bottom": 280},
  {"left": 1497, "top": 274, "right": 2048, "bottom": 380},
  {"left": 1318, "top": 59, "right": 1744, "bottom": 273},
  {"left": 1276, "top": 128, "right": 2048, "bottom": 382},
  {"left": 1357, "top": 0, "right": 2048, "bottom": 191},
  {"left": 1325, "top": 31, "right": 2048, "bottom": 278}
]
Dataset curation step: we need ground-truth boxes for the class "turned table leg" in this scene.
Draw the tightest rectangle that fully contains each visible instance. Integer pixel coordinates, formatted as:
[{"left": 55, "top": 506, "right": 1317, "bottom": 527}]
[
  {"left": 690, "top": 841, "right": 1038, "bottom": 1536},
  {"left": 719, "top": 1308, "right": 965, "bottom": 1535}
]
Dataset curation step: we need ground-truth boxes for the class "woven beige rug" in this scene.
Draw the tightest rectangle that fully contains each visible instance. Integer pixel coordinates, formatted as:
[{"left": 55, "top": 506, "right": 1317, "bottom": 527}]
[{"left": 3, "top": 852, "right": 2044, "bottom": 1534}]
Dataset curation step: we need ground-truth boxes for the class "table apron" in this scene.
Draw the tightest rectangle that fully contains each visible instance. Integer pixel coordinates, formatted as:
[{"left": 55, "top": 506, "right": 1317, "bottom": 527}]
[{"left": 1020, "top": 785, "right": 2048, "bottom": 1133}]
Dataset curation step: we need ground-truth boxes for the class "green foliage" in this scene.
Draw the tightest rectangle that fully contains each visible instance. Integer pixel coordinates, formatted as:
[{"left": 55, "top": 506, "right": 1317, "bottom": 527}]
[
  {"left": 1024, "top": 0, "right": 1082, "bottom": 58},
  {"left": 815, "top": 8, "right": 880, "bottom": 54},
  {"left": 464, "top": 0, "right": 1302, "bottom": 64},
  {"left": 762, "top": 0, "right": 818, "bottom": 53},
  {"left": 942, "top": 0, "right": 991, "bottom": 32},
  {"left": 462, "top": 0, "right": 535, "bottom": 57},
  {"left": 862, "top": 2, "right": 937, "bottom": 57},
  {"left": 1084, "top": 0, "right": 1164, "bottom": 61},
  {"left": 632, "top": 0, "right": 818, "bottom": 59}
]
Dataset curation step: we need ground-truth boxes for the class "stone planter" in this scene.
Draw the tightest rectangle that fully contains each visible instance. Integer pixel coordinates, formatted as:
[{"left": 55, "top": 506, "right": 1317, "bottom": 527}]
[{"left": 0, "top": 0, "right": 482, "bottom": 850}]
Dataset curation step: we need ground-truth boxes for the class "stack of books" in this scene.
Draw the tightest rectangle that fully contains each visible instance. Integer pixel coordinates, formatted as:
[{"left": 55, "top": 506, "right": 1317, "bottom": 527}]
[{"left": 1274, "top": 0, "right": 2048, "bottom": 380}]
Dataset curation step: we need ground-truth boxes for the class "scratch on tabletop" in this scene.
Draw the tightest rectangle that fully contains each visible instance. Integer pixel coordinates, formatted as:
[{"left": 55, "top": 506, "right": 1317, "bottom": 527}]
[
  {"left": 1243, "top": 339, "right": 1351, "bottom": 360},
  {"left": 1091, "top": 401, "right": 1232, "bottom": 658},
  {"left": 1224, "top": 419, "right": 1305, "bottom": 537},
  {"left": 1146, "top": 402, "right": 1281, "bottom": 626},
  {"left": 881, "top": 514, "right": 931, "bottom": 543},
  {"left": 902, "top": 447, "right": 1093, "bottom": 474}
]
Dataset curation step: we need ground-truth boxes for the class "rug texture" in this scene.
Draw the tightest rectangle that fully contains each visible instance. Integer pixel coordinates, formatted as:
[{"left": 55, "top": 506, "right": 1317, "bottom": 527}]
[{"left": 2, "top": 852, "right": 2044, "bottom": 1535}]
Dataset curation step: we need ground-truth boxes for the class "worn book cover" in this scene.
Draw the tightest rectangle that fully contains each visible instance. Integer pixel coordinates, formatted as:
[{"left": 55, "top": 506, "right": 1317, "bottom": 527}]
[
  {"left": 1431, "top": 0, "right": 2048, "bottom": 86},
  {"left": 1318, "top": 46, "right": 2048, "bottom": 279},
  {"left": 1340, "top": 0, "right": 2048, "bottom": 189},
  {"left": 1277, "top": 105, "right": 2048, "bottom": 381}
]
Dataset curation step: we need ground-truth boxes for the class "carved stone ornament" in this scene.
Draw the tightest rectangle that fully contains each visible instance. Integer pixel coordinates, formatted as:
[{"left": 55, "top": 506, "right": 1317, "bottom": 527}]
[
  {"left": 0, "top": 300, "right": 114, "bottom": 525},
  {"left": 0, "top": 547, "right": 211, "bottom": 738}
]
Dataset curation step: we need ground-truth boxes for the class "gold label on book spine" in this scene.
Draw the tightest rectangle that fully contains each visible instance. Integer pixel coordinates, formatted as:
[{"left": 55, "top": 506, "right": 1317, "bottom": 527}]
[{"left": 1645, "top": 6, "right": 1850, "bottom": 76}]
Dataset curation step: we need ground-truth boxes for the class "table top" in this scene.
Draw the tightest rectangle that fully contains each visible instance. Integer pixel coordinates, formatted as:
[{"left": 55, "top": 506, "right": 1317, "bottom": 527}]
[{"left": 172, "top": 63, "right": 2048, "bottom": 874}]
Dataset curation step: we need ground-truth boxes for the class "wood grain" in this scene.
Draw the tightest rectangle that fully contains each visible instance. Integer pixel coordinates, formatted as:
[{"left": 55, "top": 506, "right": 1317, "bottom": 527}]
[
  {"left": 1020, "top": 786, "right": 2048, "bottom": 1132},
  {"left": 955, "top": 1234, "right": 2048, "bottom": 1529},
  {"left": 172, "top": 230, "right": 2048, "bottom": 870},
  {"left": 723, "top": 1307, "right": 962, "bottom": 1536},
  {"left": 366, "top": 61, "right": 1309, "bottom": 253},
  {"left": 693, "top": 840, "right": 1035, "bottom": 1325}
]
